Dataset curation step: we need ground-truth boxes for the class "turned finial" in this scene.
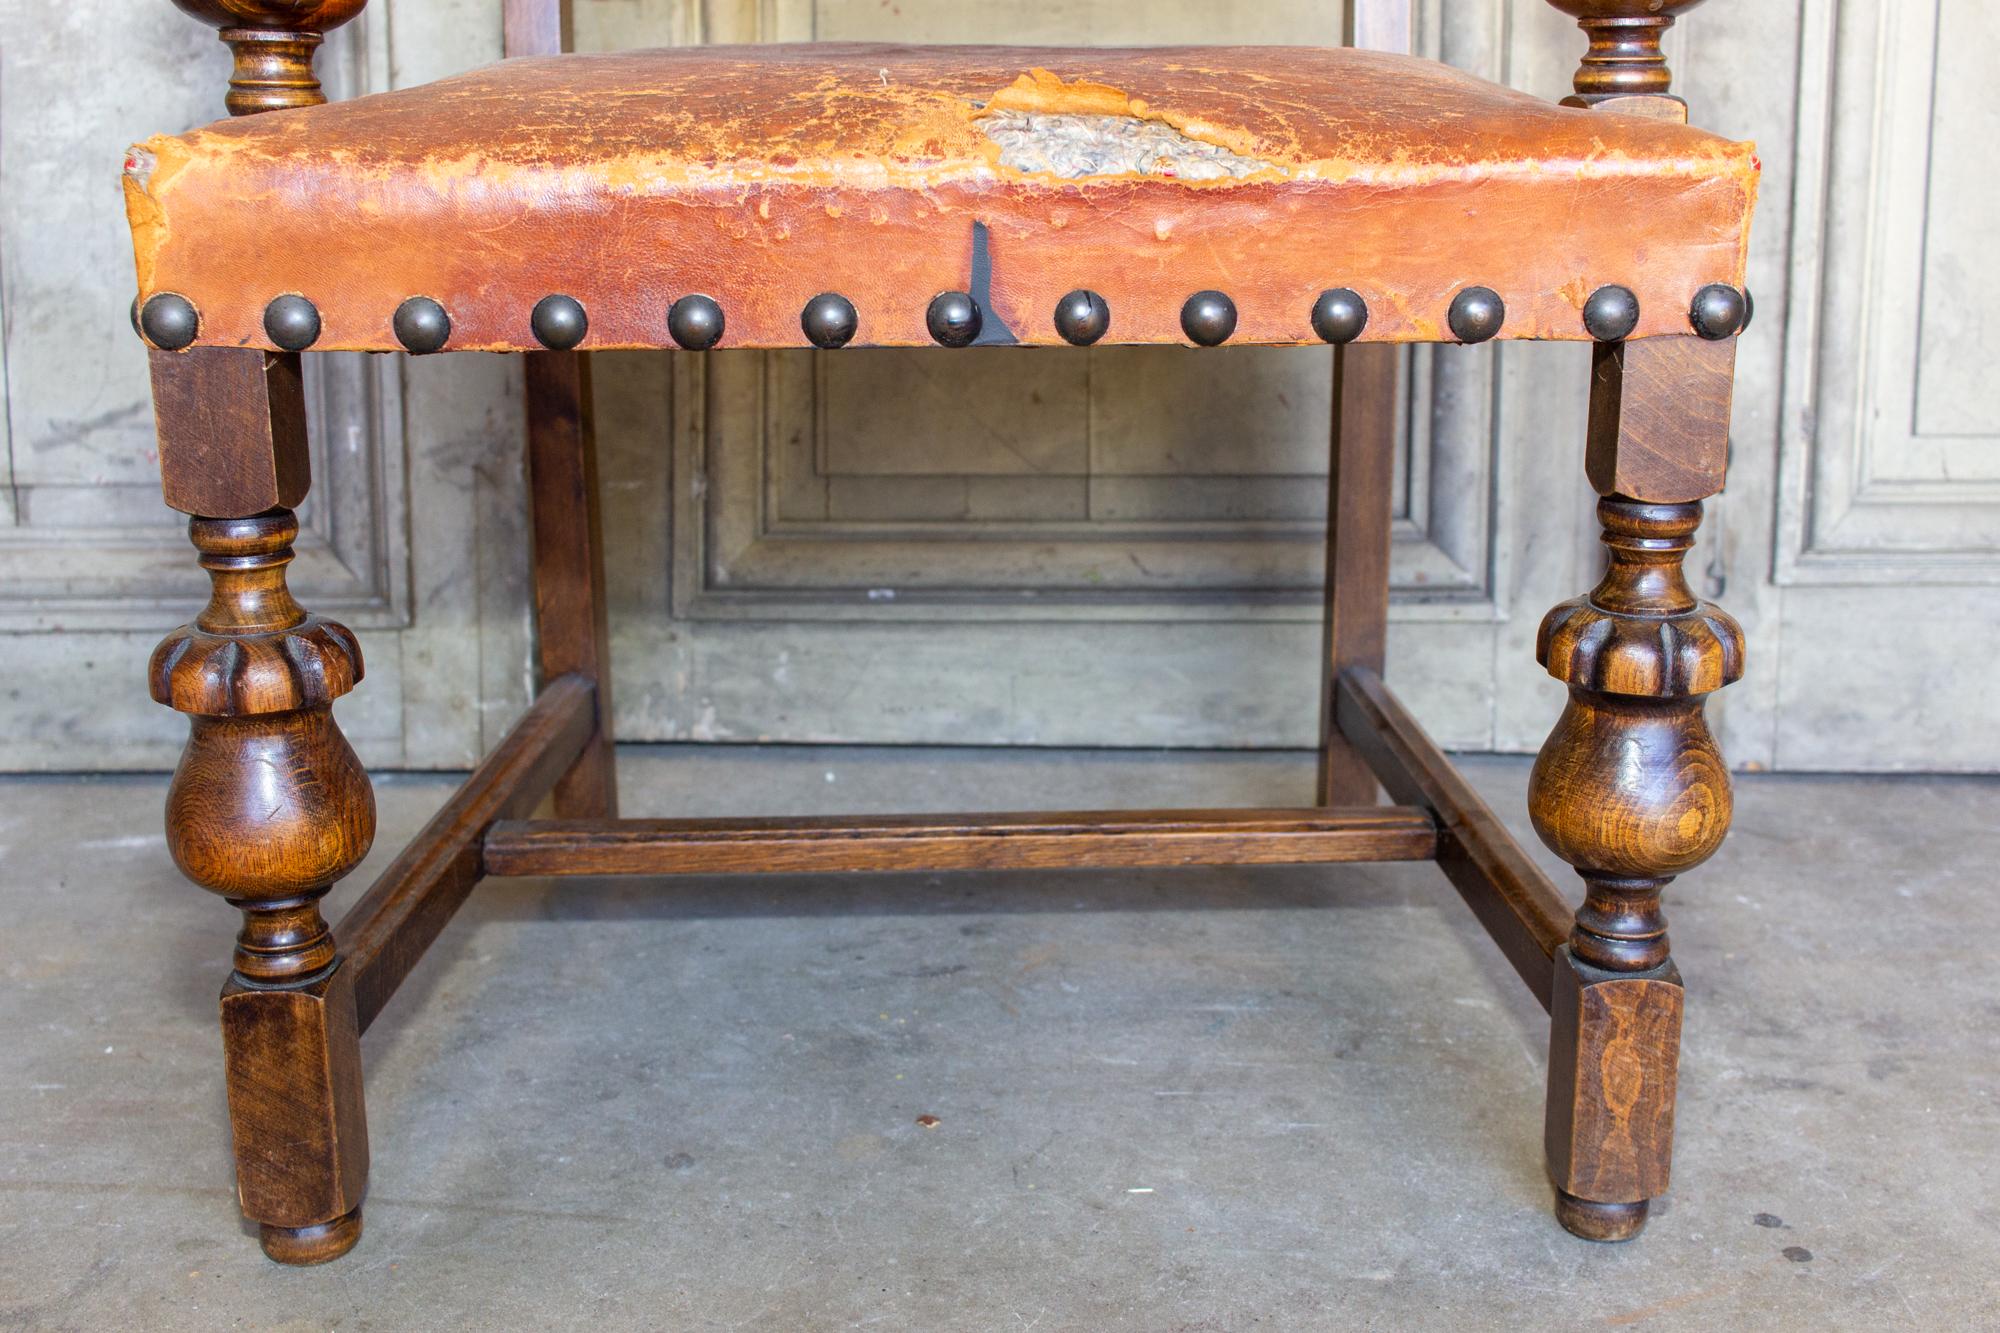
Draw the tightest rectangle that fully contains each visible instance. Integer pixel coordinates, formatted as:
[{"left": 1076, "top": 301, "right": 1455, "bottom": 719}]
[
  {"left": 171, "top": 0, "right": 368, "bottom": 115},
  {"left": 1543, "top": 0, "right": 1708, "bottom": 102}
]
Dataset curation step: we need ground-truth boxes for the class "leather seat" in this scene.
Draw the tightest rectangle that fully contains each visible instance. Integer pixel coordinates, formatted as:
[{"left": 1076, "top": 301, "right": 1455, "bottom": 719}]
[{"left": 123, "top": 43, "right": 1757, "bottom": 352}]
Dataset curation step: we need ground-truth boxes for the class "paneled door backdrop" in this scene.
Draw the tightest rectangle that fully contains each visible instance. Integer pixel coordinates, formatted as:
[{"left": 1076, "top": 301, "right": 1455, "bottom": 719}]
[{"left": 3, "top": 0, "right": 1995, "bottom": 771}]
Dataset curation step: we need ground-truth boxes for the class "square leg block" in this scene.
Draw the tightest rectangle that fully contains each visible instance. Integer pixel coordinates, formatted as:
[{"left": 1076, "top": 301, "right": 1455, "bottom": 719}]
[
  {"left": 219, "top": 962, "right": 369, "bottom": 1234},
  {"left": 1544, "top": 945, "right": 1683, "bottom": 1205}
]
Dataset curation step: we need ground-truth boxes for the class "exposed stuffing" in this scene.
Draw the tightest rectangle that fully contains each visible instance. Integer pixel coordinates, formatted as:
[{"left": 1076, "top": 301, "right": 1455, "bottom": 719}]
[
  {"left": 123, "top": 146, "right": 157, "bottom": 190},
  {"left": 979, "top": 110, "right": 1270, "bottom": 181}
]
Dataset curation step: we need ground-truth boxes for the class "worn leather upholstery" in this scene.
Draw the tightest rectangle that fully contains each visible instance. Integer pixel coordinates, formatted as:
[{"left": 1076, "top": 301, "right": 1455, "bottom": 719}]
[{"left": 124, "top": 43, "right": 1758, "bottom": 352}]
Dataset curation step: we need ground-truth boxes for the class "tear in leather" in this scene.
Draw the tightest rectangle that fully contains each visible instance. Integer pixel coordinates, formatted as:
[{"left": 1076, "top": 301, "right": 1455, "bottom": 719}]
[{"left": 979, "top": 110, "right": 1272, "bottom": 181}]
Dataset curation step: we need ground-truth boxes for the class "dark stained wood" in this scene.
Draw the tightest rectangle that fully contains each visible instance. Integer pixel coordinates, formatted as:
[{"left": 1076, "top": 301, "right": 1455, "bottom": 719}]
[
  {"left": 152, "top": 13, "right": 379, "bottom": 1264},
  {"left": 1543, "top": 1, "right": 1710, "bottom": 104},
  {"left": 1335, "top": 666, "right": 1571, "bottom": 1008},
  {"left": 165, "top": 709, "right": 373, "bottom": 960},
  {"left": 170, "top": 1, "right": 368, "bottom": 115},
  {"left": 1585, "top": 336, "right": 1736, "bottom": 503},
  {"left": 339, "top": 674, "right": 597, "bottom": 1033},
  {"left": 1531, "top": 686, "right": 1732, "bottom": 968},
  {"left": 523, "top": 351, "right": 618, "bottom": 817},
  {"left": 482, "top": 806, "right": 1438, "bottom": 878},
  {"left": 151, "top": 505, "right": 375, "bottom": 1263},
  {"left": 503, "top": 0, "right": 571, "bottom": 58},
  {"left": 1529, "top": 19, "right": 1742, "bottom": 1234},
  {"left": 150, "top": 349, "right": 309, "bottom": 518},
  {"left": 1317, "top": 344, "right": 1398, "bottom": 806},
  {"left": 150, "top": 511, "right": 365, "bottom": 726},
  {"left": 1533, "top": 497, "right": 1741, "bottom": 970},
  {"left": 220, "top": 964, "right": 369, "bottom": 1264},
  {"left": 1532, "top": 409, "right": 1743, "bottom": 1236},
  {"left": 1544, "top": 954, "right": 1684, "bottom": 1240}
]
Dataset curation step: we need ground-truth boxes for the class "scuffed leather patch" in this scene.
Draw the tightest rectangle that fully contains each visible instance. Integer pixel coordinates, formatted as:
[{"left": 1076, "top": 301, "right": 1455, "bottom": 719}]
[{"left": 980, "top": 110, "right": 1273, "bottom": 180}]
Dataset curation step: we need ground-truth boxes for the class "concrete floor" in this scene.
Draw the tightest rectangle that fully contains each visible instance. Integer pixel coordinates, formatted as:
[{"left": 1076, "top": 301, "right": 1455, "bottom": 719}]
[{"left": 2, "top": 746, "right": 1996, "bottom": 1330}]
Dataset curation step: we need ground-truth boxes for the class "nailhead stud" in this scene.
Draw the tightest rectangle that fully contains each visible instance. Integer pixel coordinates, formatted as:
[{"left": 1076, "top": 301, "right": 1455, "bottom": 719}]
[
  {"left": 1180, "top": 290, "right": 1237, "bottom": 346},
  {"left": 264, "top": 295, "right": 322, "bottom": 352},
  {"left": 140, "top": 293, "right": 199, "bottom": 351},
  {"left": 1582, "top": 285, "right": 1640, "bottom": 342},
  {"left": 1447, "top": 286, "right": 1505, "bottom": 343},
  {"left": 1689, "top": 284, "right": 1746, "bottom": 340},
  {"left": 801, "top": 293, "right": 859, "bottom": 349},
  {"left": 926, "top": 291, "right": 983, "bottom": 347},
  {"left": 1311, "top": 288, "right": 1369, "bottom": 344},
  {"left": 668, "top": 294, "right": 725, "bottom": 350},
  {"left": 1053, "top": 289, "right": 1111, "bottom": 346},
  {"left": 392, "top": 296, "right": 450, "bottom": 354},
  {"left": 530, "top": 294, "right": 588, "bottom": 351}
]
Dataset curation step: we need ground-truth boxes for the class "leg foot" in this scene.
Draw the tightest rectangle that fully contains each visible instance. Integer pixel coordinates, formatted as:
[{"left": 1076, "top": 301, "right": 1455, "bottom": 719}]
[
  {"left": 260, "top": 1205, "right": 363, "bottom": 1265},
  {"left": 1554, "top": 1190, "right": 1648, "bottom": 1243}
]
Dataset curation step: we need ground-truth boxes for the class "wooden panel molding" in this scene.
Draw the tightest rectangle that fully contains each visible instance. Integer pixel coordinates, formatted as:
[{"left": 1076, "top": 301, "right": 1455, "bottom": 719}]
[
  {"left": 669, "top": 345, "right": 1501, "bottom": 623},
  {"left": 1775, "top": 0, "right": 2000, "bottom": 585}
]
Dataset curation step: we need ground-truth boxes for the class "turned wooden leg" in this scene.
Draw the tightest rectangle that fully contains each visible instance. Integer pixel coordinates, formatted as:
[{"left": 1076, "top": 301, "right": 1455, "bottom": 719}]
[
  {"left": 1530, "top": 495, "right": 1742, "bottom": 1240},
  {"left": 152, "top": 508, "right": 375, "bottom": 1264}
]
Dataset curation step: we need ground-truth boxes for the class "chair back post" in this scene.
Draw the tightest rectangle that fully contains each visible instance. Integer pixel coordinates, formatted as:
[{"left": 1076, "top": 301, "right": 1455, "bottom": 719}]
[
  {"left": 170, "top": 1, "right": 367, "bottom": 116},
  {"left": 1544, "top": 0, "right": 1709, "bottom": 110}
]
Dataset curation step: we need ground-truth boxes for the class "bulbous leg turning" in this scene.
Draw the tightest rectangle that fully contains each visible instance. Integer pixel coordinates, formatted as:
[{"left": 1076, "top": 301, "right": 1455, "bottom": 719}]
[
  {"left": 153, "top": 510, "right": 375, "bottom": 1263},
  {"left": 1531, "top": 497, "right": 1743, "bottom": 1241}
]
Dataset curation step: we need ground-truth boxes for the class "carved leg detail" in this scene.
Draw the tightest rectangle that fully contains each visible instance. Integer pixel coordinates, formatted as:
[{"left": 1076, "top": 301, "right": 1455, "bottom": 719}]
[
  {"left": 152, "top": 509, "right": 375, "bottom": 1264},
  {"left": 1530, "top": 497, "right": 1742, "bottom": 1241}
]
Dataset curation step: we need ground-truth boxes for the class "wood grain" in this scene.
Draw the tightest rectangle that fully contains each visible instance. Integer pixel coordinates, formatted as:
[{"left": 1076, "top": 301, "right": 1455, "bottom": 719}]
[
  {"left": 1544, "top": 953, "right": 1684, "bottom": 1217},
  {"left": 220, "top": 963, "right": 369, "bottom": 1261},
  {"left": 1532, "top": 309, "right": 1742, "bottom": 1238},
  {"left": 151, "top": 503, "right": 374, "bottom": 1262},
  {"left": 169, "top": 1, "right": 368, "bottom": 115},
  {"left": 1533, "top": 498, "right": 1741, "bottom": 972},
  {"left": 1544, "top": 0, "right": 1711, "bottom": 103},
  {"left": 150, "top": 348, "right": 309, "bottom": 518},
  {"left": 1584, "top": 336, "right": 1736, "bottom": 503},
  {"left": 481, "top": 806, "right": 1437, "bottom": 878},
  {"left": 339, "top": 674, "right": 596, "bottom": 1033},
  {"left": 524, "top": 351, "right": 618, "bottom": 817},
  {"left": 1334, "top": 666, "right": 1571, "bottom": 1009},
  {"left": 138, "top": 0, "right": 1755, "bottom": 1266},
  {"left": 1317, "top": 344, "right": 1398, "bottom": 805}
]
